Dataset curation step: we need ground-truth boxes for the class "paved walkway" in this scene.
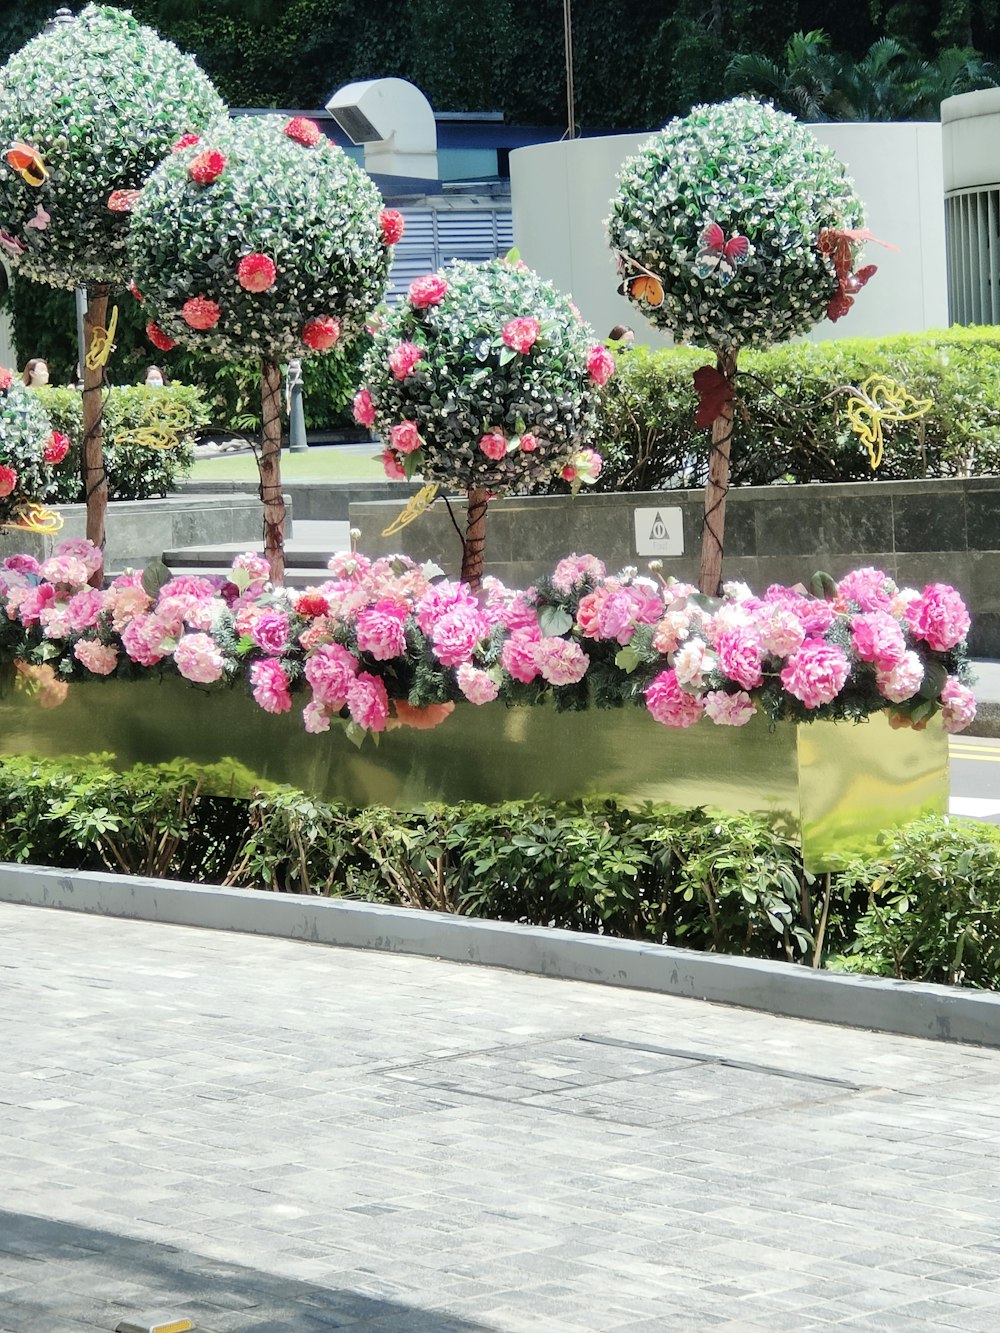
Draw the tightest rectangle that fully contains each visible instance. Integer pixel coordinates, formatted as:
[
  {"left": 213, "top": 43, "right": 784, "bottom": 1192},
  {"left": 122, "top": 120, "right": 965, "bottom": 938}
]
[{"left": 2, "top": 904, "right": 1000, "bottom": 1333}]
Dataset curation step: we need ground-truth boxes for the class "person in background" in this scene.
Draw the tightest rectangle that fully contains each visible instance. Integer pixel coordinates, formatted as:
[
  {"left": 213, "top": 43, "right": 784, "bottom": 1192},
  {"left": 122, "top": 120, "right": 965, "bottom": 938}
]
[
  {"left": 143, "top": 365, "right": 168, "bottom": 387},
  {"left": 607, "top": 325, "right": 635, "bottom": 349},
  {"left": 22, "top": 357, "right": 49, "bottom": 387}
]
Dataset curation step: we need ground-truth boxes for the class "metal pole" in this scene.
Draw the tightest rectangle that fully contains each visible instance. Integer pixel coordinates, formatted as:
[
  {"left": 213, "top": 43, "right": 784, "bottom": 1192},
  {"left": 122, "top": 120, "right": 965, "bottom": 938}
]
[
  {"left": 74, "top": 285, "right": 87, "bottom": 385},
  {"left": 286, "top": 357, "right": 308, "bottom": 453},
  {"left": 563, "top": 0, "right": 576, "bottom": 140}
]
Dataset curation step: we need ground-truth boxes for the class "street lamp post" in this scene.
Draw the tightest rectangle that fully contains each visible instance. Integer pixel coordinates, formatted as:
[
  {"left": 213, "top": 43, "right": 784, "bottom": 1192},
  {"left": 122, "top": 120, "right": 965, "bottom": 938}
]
[{"left": 286, "top": 357, "right": 308, "bottom": 452}]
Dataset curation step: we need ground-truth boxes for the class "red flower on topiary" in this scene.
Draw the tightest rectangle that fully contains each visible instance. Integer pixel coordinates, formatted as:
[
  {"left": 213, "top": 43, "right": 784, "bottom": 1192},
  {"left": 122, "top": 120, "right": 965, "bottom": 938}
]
[
  {"left": 380, "top": 209, "right": 405, "bottom": 246},
  {"left": 284, "top": 117, "right": 323, "bottom": 147},
  {"left": 171, "top": 132, "right": 201, "bottom": 153},
  {"left": 128, "top": 280, "right": 143, "bottom": 303},
  {"left": 107, "top": 189, "right": 141, "bottom": 213},
  {"left": 182, "top": 296, "right": 221, "bottom": 330},
  {"left": 146, "top": 321, "right": 176, "bottom": 352},
  {"left": 302, "top": 316, "right": 341, "bottom": 350},
  {"left": 0, "top": 367, "right": 12, "bottom": 392},
  {"left": 44, "top": 431, "right": 70, "bottom": 465},
  {"left": 237, "top": 253, "right": 277, "bottom": 293},
  {"left": 0, "top": 464, "right": 18, "bottom": 498},
  {"left": 188, "top": 150, "right": 226, "bottom": 185}
]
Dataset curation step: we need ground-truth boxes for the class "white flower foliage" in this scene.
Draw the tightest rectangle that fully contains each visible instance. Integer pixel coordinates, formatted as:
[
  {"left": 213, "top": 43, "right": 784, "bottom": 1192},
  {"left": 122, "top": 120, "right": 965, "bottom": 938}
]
[
  {"left": 0, "top": 4, "right": 225, "bottom": 288},
  {"left": 607, "top": 98, "right": 866, "bottom": 351},
  {"left": 0, "top": 382, "right": 58, "bottom": 515}
]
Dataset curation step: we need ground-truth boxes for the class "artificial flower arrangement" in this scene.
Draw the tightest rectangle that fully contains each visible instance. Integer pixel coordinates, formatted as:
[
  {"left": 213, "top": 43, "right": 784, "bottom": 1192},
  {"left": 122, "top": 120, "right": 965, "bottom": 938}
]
[
  {"left": 0, "top": 373, "right": 72, "bottom": 524},
  {"left": 0, "top": 540, "right": 976, "bottom": 739}
]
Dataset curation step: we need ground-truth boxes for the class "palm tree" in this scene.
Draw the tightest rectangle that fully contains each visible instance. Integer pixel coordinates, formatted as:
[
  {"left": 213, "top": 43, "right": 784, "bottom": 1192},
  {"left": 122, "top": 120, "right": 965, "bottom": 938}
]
[{"left": 725, "top": 30, "right": 841, "bottom": 121}]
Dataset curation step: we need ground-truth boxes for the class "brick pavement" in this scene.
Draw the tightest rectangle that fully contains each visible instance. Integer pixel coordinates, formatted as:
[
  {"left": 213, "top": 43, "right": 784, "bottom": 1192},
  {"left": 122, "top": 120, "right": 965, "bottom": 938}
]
[{"left": 1, "top": 902, "right": 999, "bottom": 1332}]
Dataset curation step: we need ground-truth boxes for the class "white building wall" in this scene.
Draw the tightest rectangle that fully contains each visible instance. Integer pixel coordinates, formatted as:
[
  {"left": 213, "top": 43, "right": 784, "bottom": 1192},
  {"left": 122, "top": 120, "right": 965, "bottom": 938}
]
[{"left": 510, "top": 123, "right": 947, "bottom": 346}]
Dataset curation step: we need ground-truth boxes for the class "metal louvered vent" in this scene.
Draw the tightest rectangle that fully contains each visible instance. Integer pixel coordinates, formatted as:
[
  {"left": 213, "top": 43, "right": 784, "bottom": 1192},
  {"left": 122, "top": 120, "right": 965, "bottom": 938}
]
[
  {"left": 388, "top": 204, "right": 514, "bottom": 300},
  {"left": 946, "top": 188, "right": 1000, "bottom": 325}
]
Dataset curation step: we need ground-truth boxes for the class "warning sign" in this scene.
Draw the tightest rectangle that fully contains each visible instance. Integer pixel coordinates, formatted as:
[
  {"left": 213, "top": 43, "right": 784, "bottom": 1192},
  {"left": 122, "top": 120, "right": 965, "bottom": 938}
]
[{"left": 633, "top": 506, "right": 684, "bottom": 557}]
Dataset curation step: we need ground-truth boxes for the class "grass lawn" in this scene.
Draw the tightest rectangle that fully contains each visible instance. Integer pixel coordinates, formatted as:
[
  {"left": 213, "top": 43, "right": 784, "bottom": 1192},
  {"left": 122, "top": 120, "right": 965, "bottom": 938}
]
[{"left": 188, "top": 444, "right": 385, "bottom": 483}]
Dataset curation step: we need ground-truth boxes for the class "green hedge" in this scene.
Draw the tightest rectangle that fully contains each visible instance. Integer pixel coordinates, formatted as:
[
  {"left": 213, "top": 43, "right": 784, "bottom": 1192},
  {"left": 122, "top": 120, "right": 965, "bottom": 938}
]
[
  {"left": 2, "top": 753, "right": 999, "bottom": 989},
  {"left": 36, "top": 384, "right": 206, "bottom": 501},
  {"left": 585, "top": 327, "right": 1000, "bottom": 492}
]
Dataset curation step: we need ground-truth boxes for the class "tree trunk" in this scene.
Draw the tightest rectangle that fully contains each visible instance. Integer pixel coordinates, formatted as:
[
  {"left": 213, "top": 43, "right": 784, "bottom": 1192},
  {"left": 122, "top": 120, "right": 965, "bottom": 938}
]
[
  {"left": 698, "top": 349, "right": 738, "bottom": 597},
  {"left": 260, "top": 357, "right": 285, "bottom": 585},
  {"left": 461, "top": 488, "right": 489, "bottom": 590},
  {"left": 81, "top": 284, "right": 110, "bottom": 587}
]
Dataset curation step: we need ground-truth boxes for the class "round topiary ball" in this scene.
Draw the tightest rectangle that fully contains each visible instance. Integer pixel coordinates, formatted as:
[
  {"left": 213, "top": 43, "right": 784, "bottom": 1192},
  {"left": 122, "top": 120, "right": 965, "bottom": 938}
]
[
  {"left": 127, "top": 114, "right": 393, "bottom": 363},
  {"left": 0, "top": 3, "right": 225, "bottom": 288},
  {"left": 357, "top": 257, "right": 612, "bottom": 493},
  {"left": 0, "top": 373, "right": 67, "bottom": 521},
  {"left": 607, "top": 98, "right": 866, "bottom": 351}
]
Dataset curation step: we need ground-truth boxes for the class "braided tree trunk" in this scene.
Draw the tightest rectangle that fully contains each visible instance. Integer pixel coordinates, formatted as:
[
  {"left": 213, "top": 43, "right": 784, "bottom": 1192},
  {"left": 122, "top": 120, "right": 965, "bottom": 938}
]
[
  {"left": 698, "top": 349, "right": 738, "bottom": 597},
  {"left": 260, "top": 357, "right": 285, "bottom": 585},
  {"left": 81, "top": 283, "right": 110, "bottom": 587},
  {"left": 460, "top": 488, "right": 489, "bottom": 590}
]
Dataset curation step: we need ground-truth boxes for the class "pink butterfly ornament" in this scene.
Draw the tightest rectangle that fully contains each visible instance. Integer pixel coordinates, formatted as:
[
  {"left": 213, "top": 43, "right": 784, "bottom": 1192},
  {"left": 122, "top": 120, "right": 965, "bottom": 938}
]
[
  {"left": 25, "top": 203, "right": 49, "bottom": 231},
  {"left": 694, "top": 221, "right": 751, "bottom": 287}
]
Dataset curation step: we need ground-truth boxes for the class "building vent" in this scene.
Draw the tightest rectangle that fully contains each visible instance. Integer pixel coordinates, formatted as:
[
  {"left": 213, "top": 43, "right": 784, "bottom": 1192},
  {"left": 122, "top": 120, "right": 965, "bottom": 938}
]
[{"left": 946, "top": 188, "right": 1000, "bottom": 325}]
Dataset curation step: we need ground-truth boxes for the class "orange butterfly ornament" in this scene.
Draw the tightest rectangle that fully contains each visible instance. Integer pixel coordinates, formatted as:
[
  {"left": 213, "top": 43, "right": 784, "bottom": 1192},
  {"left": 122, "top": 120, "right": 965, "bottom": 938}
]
[
  {"left": 615, "top": 252, "right": 664, "bottom": 307},
  {"left": 5, "top": 141, "right": 48, "bottom": 187}
]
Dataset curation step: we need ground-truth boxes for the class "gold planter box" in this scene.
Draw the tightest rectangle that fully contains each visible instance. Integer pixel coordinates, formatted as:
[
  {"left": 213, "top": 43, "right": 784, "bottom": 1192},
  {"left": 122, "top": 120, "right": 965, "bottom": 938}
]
[{"left": 0, "top": 677, "right": 948, "bottom": 872}]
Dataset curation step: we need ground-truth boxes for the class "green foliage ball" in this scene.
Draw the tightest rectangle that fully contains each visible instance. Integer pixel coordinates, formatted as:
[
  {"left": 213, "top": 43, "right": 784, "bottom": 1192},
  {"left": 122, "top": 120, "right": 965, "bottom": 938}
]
[
  {"left": 359, "top": 257, "right": 609, "bottom": 493},
  {"left": 0, "top": 4, "right": 225, "bottom": 288},
  {"left": 607, "top": 98, "right": 866, "bottom": 352},
  {"left": 0, "top": 375, "right": 63, "bottom": 518},
  {"left": 127, "top": 114, "right": 391, "bottom": 364}
]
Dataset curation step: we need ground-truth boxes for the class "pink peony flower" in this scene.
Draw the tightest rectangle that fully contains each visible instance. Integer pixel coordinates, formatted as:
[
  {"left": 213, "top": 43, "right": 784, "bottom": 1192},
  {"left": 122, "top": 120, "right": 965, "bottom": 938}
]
[
  {"left": 646, "top": 669, "right": 704, "bottom": 728},
  {"left": 381, "top": 448, "right": 407, "bottom": 480},
  {"left": 174, "top": 632, "right": 225, "bottom": 684},
  {"left": 121, "top": 615, "right": 172, "bottom": 667},
  {"left": 15, "top": 583, "right": 56, "bottom": 627},
  {"left": 249, "top": 610, "right": 290, "bottom": 655},
  {"left": 73, "top": 639, "right": 118, "bottom": 676},
  {"left": 380, "top": 208, "right": 405, "bottom": 246},
  {"left": 674, "top": 640, "right": 712, "bottom": 686},
  {"left": 390, "top": 420, "right": 422, "bottom": 455},
  {"left": 64, "top": 588, "right": 105, "bottom": 633},
  {"left": 40, "top": 555, "right": 89, "bottom": 587},
  {"left": 850, "top": 611, "right": 906, "bottom": 671},
  {"left": 250, "top": 659, "right": 292, "bottom": 713},
  {"left": 408, "top": 274, "right": 448, "bottom": 308},
  {"left": 535, "top": 636, "right": 588, "bottom": 686},
  {"left": 837, "top": 567, "right": 895, "bottom": 612},
  {"left": 716, "top": 628, "right": 764, "bottom": 690},
  {"left": 501, "top": 627, "right": 542, "bottom": 683},
  {"left": 551, "top": 553, "right": 606, "bottom": 595},
  {"left": 304, "top": 641, "right": 358, "bottom": 708},
  {"left": 501, "top": 317, "right": 539, "bottom": 354},
  {"left": 456, "top": 663, "right": 500, "bottom": 704},
  {"left": 759, "top": 606, "right": 806, "bottom": 658},
  {"left": 302, "top": 316, "right": 341, "bottom": 350},
  {"left": 780, "top": 640, "right": 851, "bottom": 708},
  {"left": 415, "top": 581, "right": 479, "bottom": 635},
  {"left": 237, "top": 253, "right": 277, "bottom": 292},
  {"left": 941, "top": 676, "right": 977, "bottom": 734},
  {"left": 347, "top": 671, "right": 389, "bottom": 732},
  {"left": 388, "top": 341, "right": 424, "bottom": 381},
  {"left": 353, "top": 389, "right": 376, "bottom": 427},
  {"left": 905, "top": 583, "right": 971, "bottom": 653},
  {"left": 431, "top": 605, "right": 489, "bottom": 667},
  {"left": 231, "top": 551, "right": 270, "bottom": 591},
  {"left": 106, "top": 582, "right": 152, "bottom": 632},
  {"left": 703, "top": 689, "right": 757, "bottom": 726},
  {"left": 652, "top": 608, "right": 693, "bottom": 654},
  {"left": 875, "top": 650, "right": 924, "bottom": 703},
  {"left": 519, "top": 433, "right": 539, "bottom": 452},
  {"left": 586, "top": 344, "right": 615, "bottom": 386},
  {"left": 3, "top": 554, "right": 40, "bottom": 576},
  {"left": 478, "top": 432, "right": 507, "bottom": 461},
  {"left": 355, "top": 599, "right": 408, "bottom": 660},
  {"left": 303, "top": 700, "right": 333, "bottom": 733}
]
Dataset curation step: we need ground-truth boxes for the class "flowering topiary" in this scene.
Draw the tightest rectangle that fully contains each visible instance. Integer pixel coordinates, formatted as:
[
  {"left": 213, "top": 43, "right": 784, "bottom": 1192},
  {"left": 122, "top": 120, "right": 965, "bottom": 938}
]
[
  {"left": 127, "top": 114, "right": 391, "bottom": 363},
  {"left": 0, "top": 4, "right": 225, "bottom": 288},
  {"left": 0, "top": 375, "right": 71, "bottom": 523},
  {"left": 607, "top": 98, "right": 867, "bottom": 352},
  {"left": 358, "top": 257, "right": 610, "bottom": 496}
]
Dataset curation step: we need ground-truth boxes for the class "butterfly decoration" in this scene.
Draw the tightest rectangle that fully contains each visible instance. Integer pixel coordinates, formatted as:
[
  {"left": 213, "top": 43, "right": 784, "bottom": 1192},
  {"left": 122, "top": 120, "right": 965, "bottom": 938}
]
[
  {"left": 818, "top": 226, "right": 898, "bottom": 322},
  {"left": 0, "top": 229, "right": 24, "bottom": 256},
  {"left": 615, "top": 251, "right": 664, "bottom": 307},
  {"left": 693, "top": 222, "right": 751, "bottom": 286},
  {"left": 844, "top": 375, "right": 932, "bottom": 470},
  {"left": 84, "top": 305, "right": 119, "bottom": 370},
  {"left": 381, "top": 482, "right": 440, "bottom": 537},
  {"left": 25, "top": 203, "right": 49, "bottom": 231},
  {"left": 692, "top": 364, "right": 734, "bottom": 428},
  {"left": 2, "top": 501, "right": 63, "bottom": 535},
  {"left": 5, "top": 141, "right": 48, "bottom": 187},
  {"left": 130, "top": 399, "right": 192, "bottom": 452},
  {"left": 106, "top": 189, "right": 141, "bottom": 214}
]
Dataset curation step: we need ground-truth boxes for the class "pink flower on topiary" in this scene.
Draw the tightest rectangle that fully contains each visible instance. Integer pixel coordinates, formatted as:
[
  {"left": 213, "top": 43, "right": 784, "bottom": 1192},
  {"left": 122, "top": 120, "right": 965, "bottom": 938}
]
[
  {"left": 535, "top": 636, "right": 588, "bottom": 686},
  {"left": 519, "top": 433, "right": 539, "bottom": 452},
  {"left": 388, "top": 341, "right": 423, "bottom": 380},
  {"left": 850, "top": 611, "right": 906, "bottom": 670},
  {"left": 716, "top": 628, "right": 764, "bottom": 690},
  {"left": 188, "top": 149, "right": 226, "bottom": 184},
  {"left": 0, "top": 464, "right": 18, "bottom": 498},
  {"left": 456, "top": 663, "right": 500, "bottom": 704},
  {"left": 73, "top": 639, "right": 118, "bottom": 676},
  {"left": 703, "top": 689, "right": 756, "bottom": 726},
  {"left": 780, "top": 640, "right": 851, "bottom": 708},
  {"left": 561, "top": 448, "right": 602, "bottom": 485},
  {"left": 174, "top": 632, "right": 225, "bottom": 684},
  {"left": 478, "top": 432, "right": 507, "bottom": 461},
  {"left": 353, "top": 389, "right": 376, "bottom": 427},
  {"left": 302, "top": 316, "right": 341, "bottom": 350},
  {"left": 44, "top": 431, "right": 70, "bottom": 465},
  {"left": 646, "top": 669, "right": 704, "bottom": 728},
  {"left": 941, "top": 676, "right": 977, "bottom": 734},
  {"left": 586, "top": 344, "right": 615, "bottom": 386},
  {"left": 171, "top": 132, "right": 201, "bottom": 152},
  {"left": 390, "top": 420, "right": 423, "bottom": 455},
  {"left": 237, "top": 253, "right": 277, "bottom": 292},
  {"left": 501, "top": 317, "right": 539, "bottom": 354},
  {"left": 380, "top": 209, "right": 405, "bottom": 246},
  {"left": 0, "top": 367, "right": 12, "bottom": 392},
  {"left": 146, "top": 321, "right": 176, "bottom": 352},
  {"left": 250, "top": 659, "right": 291, "bottom": 713},
  {"left": 182, "top": 296, "right": 221, "bottom": 331},
  {"left": 905, "top": 583, "right": 971, "bottom": 652},
  {"left": 408, "top": 274, "right": 448, "bottom": 308},
  {"left": 283, "top": 116, "right": 323, "bottom": 147},
  {"left": 347, "top": 671, "right": 389, "bottom": 732},
  {"left": 356, "top": 599, "right": 408, "bottom": 660},
  {"left": 304, "top": 641, "right": 358, "bottom": 708},
  {"left": 381, "top": 449, "right": 407, "bottom": 480},
  {"left": 875, "top": 651, "right": 924, "bottom": 703}
]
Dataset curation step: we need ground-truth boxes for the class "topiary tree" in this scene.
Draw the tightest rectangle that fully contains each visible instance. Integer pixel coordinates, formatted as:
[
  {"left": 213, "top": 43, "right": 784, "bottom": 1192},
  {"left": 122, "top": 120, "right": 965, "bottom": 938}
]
[
  {"left": 356, "top": 256, "right": 613, "bottom": 587},
  {"left": 127, "top": 112, "right": 394, "bottom": 582},
  {"left": 0, "top": 3, "right": 225, "bottom": 578},
  {"left": 0, "top": 370, "right": 73, "bottom": 529},
  {"left": 607, "top": 97, "right": 876, "bottom": 594}
]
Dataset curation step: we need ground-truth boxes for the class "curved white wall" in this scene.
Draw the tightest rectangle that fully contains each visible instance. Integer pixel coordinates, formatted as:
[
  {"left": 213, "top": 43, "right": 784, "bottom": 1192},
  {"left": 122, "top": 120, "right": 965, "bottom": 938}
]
[{"left": 510, "top": 123, "right": 947, "bottom": 345}]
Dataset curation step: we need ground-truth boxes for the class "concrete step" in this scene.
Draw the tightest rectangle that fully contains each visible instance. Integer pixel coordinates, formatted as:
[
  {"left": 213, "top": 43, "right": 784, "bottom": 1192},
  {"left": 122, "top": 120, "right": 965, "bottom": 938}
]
[{"left": 158, "top": 563, "right": 336, "bottom": 587}]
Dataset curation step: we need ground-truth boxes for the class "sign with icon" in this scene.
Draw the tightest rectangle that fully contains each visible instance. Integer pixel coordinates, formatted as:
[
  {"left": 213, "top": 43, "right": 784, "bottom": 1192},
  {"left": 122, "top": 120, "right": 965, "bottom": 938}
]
[{"left": 633, "top": 506, "right": 684, "bottom": 557}]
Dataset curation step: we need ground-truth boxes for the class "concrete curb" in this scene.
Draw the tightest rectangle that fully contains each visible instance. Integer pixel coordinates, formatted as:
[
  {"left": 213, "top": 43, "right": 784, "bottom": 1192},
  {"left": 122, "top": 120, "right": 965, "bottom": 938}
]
[{"left": 2, "top": 862, "right": 998, "bottom": 1048}]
